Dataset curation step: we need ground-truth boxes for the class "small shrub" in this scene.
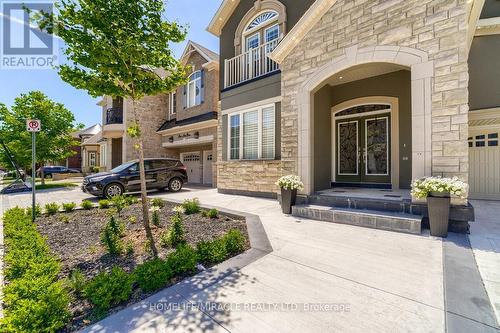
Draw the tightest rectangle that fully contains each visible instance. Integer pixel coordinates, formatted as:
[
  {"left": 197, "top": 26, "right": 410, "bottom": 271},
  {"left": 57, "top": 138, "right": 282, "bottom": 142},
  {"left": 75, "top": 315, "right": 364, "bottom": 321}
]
[
  {"left": 68, "top": 269, "right": 86, "bottom": 294},
  {"left": 144, "top": 240, "right": 153, "bottom": 255},
  {"left": 159, "top": 231, "right": 170, "bottom": 248},
  {"left": 134, "top": 258, "right": 172, "bottom": 292},
  {"left": 125, "top": 242, "right": 134, "bottom": 255},
  {"left": 62, "top": 202, "right": 77, "bottom": 212},
  {"left": 111, "top": 195, "right": 128, "bottom": 215},
  {"left": 100, "top": 216, "right": 124, "bottom": 255},
  {"left": 166, "top": 244, "right": 197, "bottom": 276},
  {"left": 83, "top": 267, "right": 133, "bottom": 311},
  {"left": 150, "top": 206, "right": 161, "bottom": 226},
  {"left": 60, "top": 215, "right": 70, "bottom": 224},
  {"left": 201, "top": 210, "right": 208, "bottom": 218},
  {"left": 129, "top": 216, "right": 137, "bottom": 224},
  {"left": 45, "top": 202, "right": 60, "bottom": 215},
  {"left": 223, "top": 229, "right": 246, "bottom": 255},
  {"left": 196, "top": 239, "right": 228, "bottom": 266},
  {"left": 207, "top": 209, "right": 218, "bottom": 219},
  {"left": 25, "top": 204, "right": 42, "bottom": 218},
  {"left": 98, "top": 199, "right": 111, "bottom": 209},
  {"left": 81, "top": 200, "right": 93, "bottom": 210},
  {"left": 124, "top": 195, "right": 138, "bottom": 205},
  {"left": 166, "top": 214, "right": 185, "bottom": 247},
  {"left": 151, "top": 198, "right": 165, "bottom": 208},
  {"left": 182, "top": 198, "right": 200, "bottom": 215}
]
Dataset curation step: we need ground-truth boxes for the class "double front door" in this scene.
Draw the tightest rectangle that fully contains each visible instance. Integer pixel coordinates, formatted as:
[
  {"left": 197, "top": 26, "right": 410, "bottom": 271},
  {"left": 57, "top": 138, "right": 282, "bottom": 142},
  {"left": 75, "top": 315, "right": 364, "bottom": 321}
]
[{"left": 335, "top": 113, "right": 391, "bottom": 185}]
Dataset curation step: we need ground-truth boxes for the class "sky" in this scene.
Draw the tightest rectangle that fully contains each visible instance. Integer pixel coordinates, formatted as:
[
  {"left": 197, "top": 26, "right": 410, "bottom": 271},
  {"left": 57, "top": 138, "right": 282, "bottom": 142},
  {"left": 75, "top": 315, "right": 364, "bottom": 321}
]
[{"left": 0, "top": 0, "right": 221, "bottom": 128}]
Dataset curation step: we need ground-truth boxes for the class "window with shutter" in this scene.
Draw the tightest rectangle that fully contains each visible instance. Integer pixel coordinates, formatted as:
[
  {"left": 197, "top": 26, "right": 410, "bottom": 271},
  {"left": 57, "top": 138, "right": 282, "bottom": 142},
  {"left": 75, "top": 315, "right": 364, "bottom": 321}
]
[{"left": 243, "top": 110, "right": 258, "bottom": 159}]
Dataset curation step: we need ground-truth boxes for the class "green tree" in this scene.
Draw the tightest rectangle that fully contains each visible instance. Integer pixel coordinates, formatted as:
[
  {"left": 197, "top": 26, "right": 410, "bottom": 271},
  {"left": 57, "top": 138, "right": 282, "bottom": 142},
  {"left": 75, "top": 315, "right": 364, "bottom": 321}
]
[
  {"left": 35, "top": 0, "right": 188, "bottom": 256},
  {"left": 0, "top": 91, "right": 80, "bottom": 183}
]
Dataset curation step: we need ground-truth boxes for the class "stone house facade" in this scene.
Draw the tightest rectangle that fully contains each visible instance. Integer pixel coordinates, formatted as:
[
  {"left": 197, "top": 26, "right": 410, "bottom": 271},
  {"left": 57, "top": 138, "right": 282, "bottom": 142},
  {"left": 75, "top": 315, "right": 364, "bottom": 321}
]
[
  {"left": 99, "top": 41, "right": 220, "bottom": 186},
  {"left": 209, "top": 0, "right": 494, "bottom": 200}
]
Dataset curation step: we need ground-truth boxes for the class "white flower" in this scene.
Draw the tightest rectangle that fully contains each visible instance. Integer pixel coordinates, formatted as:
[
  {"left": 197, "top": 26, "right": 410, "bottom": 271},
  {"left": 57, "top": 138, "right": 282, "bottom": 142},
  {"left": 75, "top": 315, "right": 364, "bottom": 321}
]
[
  {"left": 172, "top": 206, "right": 185, "bottom": 215},
  {"left": 411, "top": 176, "right": 468, "bottom": 199},
  {"left": 149, "top": 206, "right": 160, "bottom": 213},
  {"left": 276, "top": 175, "right": 304, "bottom": 191}
]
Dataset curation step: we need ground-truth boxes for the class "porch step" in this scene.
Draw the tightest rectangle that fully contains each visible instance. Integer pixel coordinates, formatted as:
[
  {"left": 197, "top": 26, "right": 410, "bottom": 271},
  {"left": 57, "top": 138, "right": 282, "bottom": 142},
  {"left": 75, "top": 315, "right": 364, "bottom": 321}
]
[{"left": 292, "top": 205, "right": 422, "bottom": 235}]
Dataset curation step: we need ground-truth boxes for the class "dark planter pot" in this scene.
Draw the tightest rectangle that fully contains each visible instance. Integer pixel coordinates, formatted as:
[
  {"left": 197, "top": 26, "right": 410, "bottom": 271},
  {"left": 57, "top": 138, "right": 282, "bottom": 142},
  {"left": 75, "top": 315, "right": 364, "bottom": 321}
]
[
  {"left": 281, "top": 188, "right": 297, "bottom": 214},
  {"left": 427, "top": 192, "right": 451, "bottom": 237}
]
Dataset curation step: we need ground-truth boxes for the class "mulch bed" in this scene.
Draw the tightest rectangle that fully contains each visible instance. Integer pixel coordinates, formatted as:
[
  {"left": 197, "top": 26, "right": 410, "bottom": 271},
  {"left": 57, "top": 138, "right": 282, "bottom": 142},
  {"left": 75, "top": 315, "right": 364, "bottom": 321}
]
[{"left": 35, "top": 201, "right": 249, "bottom": 332}]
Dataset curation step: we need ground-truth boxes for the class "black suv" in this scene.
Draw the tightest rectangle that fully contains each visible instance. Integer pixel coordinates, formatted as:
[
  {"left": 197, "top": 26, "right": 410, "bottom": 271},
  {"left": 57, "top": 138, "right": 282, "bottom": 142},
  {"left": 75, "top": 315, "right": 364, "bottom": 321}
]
[
  {"left": 82, "top": 158, "right": 188, "bottom": 198},
  {"left": 37, "top": 166, "right": 80, "bottom": 178}
]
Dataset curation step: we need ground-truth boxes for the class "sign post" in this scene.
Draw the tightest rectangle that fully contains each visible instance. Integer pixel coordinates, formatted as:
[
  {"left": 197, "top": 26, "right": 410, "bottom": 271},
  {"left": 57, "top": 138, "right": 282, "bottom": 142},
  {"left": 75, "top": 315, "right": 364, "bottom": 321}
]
[{"left": 27, "top": 119, "right": 41, "bottom": 222}]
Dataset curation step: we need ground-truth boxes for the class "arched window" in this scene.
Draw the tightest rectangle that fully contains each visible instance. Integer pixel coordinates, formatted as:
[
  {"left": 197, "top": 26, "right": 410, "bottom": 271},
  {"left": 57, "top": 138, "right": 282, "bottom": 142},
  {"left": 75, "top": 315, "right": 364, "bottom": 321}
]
[
  {"left": 186, "top": 71, "right": 203, "bottom": 108},
  {"left": 234, "top": 1, "right": 287, "bottom": 55},
  {"left": 245, "top": 11, "right": 278, "bottom": 32},
  {"left": 243, "top": 10, "right": 280, "bottom": 52}
]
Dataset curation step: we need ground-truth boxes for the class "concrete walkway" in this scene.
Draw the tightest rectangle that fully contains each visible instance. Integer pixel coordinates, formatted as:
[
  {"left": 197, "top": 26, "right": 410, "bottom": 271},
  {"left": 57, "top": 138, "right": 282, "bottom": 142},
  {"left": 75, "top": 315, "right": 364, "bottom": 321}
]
[
  {"left": 470, "top": 200, "right": 500, "bottom": 324},
  {"left": 81, "top": 188, "right": 445, "bottom": 333}
]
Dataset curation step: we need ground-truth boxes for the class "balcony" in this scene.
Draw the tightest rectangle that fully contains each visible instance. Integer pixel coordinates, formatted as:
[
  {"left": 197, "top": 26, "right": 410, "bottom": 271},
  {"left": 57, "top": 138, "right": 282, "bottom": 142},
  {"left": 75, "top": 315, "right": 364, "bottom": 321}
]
[
  {"left": 103, "top": 107, "right": 124, "bottom": 139},
  {"left": 224, "top": 39, "right": 280, "bottom": 89},
  {"left": 106, "top": 107, "right": 123, "bottom": 125}
]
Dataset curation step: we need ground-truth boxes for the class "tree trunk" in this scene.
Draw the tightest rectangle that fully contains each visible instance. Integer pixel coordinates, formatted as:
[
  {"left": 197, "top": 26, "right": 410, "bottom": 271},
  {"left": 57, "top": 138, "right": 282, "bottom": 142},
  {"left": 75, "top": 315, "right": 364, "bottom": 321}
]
[
  {"left": 132, "top": 100, "right": 158, "bottom": 257},
  {"left": 40, "top": 166, "right": 45, "bottom": 185}
]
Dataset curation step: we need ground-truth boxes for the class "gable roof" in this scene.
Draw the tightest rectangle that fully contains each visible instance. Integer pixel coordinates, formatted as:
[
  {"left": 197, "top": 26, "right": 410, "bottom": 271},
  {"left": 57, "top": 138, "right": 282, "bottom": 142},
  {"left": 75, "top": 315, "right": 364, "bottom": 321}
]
[
  {"left": 180, "top": 41, "right": 219, "bottom": 65},
  {"left": 269, "top": 0, "right": 337, "bottom": 64},
  {"left": 73, "top": 124, "right": 102, "bottom": 139},
  {"left": 207, "top": 0, "right": 241, "bottom": 36},
  {"left": 82, "top": 131, "right": 103, "bottom": 146}
]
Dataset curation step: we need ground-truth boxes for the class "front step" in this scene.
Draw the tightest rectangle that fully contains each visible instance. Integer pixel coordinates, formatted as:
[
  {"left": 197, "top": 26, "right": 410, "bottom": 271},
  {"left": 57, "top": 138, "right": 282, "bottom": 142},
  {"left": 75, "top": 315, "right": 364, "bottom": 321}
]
[{"left": 292, "top": 205, "right": 422, "bottom": 235}]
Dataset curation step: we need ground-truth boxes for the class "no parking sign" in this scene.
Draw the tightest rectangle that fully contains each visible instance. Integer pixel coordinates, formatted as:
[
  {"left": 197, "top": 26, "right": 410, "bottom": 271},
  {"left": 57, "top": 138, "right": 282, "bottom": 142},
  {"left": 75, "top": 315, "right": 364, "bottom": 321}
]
[{"left": 27, "top": 119, "right": 41, "bottom": 132}]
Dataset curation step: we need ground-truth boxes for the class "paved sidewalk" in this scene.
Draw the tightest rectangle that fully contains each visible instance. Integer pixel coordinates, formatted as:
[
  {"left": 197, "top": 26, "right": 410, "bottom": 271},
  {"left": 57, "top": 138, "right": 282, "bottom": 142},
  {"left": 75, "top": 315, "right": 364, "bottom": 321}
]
[
  {"left": 470, "top": 200, "right": 500, "bottom": 324},
  {"left": 82, "top": 189, "right": 445, "bottom": 333}
]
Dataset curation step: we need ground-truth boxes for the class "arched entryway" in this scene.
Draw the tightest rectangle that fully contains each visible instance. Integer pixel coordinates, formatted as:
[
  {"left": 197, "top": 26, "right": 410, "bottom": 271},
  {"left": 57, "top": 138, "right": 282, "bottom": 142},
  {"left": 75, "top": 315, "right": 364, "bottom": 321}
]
[{"left": 297, "top": 45, "right": 434, "bottom": 194}]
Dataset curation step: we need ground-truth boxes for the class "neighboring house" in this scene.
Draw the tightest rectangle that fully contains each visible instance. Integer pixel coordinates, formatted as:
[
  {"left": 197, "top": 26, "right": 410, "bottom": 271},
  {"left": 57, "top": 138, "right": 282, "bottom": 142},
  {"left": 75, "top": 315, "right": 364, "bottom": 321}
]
[
  {"left": 81, "top": 130, "right": 104, "bottom": 174},
  {"left": 65, "top": 124, "right": 101, "bottom": 171},
  {"left": 468, "top": 0, "right": 500, "bottom": 200},
  {"left": 156, "top": 41, "right": 220, "bottom": 186},
  {"left": 98, "top": 41, "right": 220, "bottom": 186},
  {"left": 208, "top": 0, "right": 497, "bottom": 202}
]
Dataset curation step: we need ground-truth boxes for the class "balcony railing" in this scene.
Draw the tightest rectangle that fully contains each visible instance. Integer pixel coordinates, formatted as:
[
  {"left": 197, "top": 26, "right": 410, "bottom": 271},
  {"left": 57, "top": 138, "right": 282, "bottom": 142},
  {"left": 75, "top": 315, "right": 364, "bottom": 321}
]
[
  {"left": 224, "top": 39, "right": 280, "bottom": 89},
  {"left": 105, "top": 107, "right": 123, "bottom": 125}
]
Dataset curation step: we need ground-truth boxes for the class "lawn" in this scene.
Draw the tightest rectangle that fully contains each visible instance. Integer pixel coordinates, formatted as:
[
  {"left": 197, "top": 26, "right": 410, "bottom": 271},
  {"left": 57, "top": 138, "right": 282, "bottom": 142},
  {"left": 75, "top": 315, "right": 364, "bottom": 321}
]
[
  {"left": 35, "top": 182, "right": 78, "bottom": 190},
  {"left": 2, "top": 197, "right": 249, "bottom": 332}
]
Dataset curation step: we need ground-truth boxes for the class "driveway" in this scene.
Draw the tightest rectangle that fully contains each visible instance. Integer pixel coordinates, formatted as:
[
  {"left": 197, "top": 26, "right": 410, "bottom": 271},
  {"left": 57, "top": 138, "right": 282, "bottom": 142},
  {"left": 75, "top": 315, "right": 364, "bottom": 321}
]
[{"left": 470, "top": 200, "right": 500, "bottom": 324}]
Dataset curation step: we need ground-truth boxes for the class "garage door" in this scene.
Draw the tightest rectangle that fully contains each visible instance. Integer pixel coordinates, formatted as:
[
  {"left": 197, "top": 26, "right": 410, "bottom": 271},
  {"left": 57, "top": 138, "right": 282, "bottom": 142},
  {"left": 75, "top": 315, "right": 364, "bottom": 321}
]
[
  {"left": 182, "top": 153, "right": 201, "bottom": 184},
  {"left": 469, "top": 132, "right": 500, "bottom": 200}
]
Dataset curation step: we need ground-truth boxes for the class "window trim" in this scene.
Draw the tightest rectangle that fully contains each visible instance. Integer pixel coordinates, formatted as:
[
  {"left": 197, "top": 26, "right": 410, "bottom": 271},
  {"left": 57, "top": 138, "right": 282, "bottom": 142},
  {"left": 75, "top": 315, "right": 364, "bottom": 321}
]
[
  {"left": 187, "top": 71, "right": 202, "bottom": 108},
  {"left": 244, "top": 10, "right": 279, "bottom": 36},
  {"left": 169, "top": 91, "right": 177, "bottom": 118},
  {"left": 227, "top": 103, "right": 276, "bottom": 161}
]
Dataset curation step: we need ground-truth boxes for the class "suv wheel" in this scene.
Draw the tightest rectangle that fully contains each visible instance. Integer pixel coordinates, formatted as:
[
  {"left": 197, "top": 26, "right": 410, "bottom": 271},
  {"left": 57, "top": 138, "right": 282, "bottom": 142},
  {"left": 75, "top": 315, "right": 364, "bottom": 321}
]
[
  {"left": 168, "top": 178, "right": 183, "bottom": 192},
  {"left": 104, "top": 183, "right": 123, "bottom": 197}
]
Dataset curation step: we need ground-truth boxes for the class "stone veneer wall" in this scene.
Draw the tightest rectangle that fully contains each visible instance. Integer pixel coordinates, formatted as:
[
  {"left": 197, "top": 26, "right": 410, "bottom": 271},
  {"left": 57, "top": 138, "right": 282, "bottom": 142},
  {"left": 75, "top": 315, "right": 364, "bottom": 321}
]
[
  {"left": 216, "top": 114, "right": 282, "bottom": 195},
  {"left": 280, "top": 0, "right": 470, "bottom": 186},
  {"left": 123, "top": 95, "right": 176, "bottom": 162}
]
